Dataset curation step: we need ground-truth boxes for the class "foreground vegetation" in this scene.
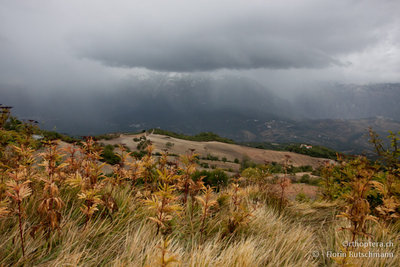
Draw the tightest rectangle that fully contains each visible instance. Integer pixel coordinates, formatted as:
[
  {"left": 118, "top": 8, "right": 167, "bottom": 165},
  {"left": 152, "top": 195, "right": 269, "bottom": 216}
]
[{"left": 0, "top": 105, "right": 399, "bottom": 266}]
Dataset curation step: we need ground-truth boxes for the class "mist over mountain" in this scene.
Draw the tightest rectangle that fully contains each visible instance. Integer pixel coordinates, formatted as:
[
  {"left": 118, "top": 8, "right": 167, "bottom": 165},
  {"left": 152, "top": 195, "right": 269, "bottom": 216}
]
[
  {"left": 1, "top": 74, "right": 294, "bottom": 135},
  {"left": 295, "top": 83, "right": 400, "bottom": 120},
  {"left": 100, "top": 74, "right": 296, "bottom": 133},
  {"left": 2, "top": 73, "right": 400, "bottom": 154}
]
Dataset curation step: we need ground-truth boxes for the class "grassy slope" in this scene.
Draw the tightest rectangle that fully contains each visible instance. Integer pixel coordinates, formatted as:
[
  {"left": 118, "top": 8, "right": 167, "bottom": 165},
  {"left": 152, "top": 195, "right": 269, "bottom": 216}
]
[{"left": 1, "top": 184, "right": 399, "bottom": 266}]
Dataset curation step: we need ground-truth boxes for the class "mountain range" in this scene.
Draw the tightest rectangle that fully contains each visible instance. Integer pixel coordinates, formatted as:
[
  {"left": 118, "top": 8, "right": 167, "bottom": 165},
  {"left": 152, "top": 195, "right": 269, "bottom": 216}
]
[{"left": 1, "top": 75, "right": 399, "bottom": 154}]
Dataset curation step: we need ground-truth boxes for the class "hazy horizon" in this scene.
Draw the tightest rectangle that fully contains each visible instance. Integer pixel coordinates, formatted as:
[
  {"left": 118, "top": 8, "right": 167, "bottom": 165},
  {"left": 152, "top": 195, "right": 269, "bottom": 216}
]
[{"left": 1, "top": 0, "right": 400, "bottom": 137}]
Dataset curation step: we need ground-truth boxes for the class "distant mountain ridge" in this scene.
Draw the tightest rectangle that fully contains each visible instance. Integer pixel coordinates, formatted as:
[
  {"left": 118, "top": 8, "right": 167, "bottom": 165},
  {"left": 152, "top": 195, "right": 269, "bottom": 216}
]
[
  {"left": 1, "top": 76, "right": 400, "bottom": 154},
  {"left": 229, "top": 117, "right": 400, "bottom": 155},
  {"left": 295, "top": 83, "right": 400, "bottom": 120}
]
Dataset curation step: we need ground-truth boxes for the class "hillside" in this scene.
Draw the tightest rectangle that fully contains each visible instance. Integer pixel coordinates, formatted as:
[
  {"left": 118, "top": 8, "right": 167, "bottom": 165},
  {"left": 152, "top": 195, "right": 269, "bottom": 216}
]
[{"left": 99, "top": 133, "right": 330, "bottom": 172}]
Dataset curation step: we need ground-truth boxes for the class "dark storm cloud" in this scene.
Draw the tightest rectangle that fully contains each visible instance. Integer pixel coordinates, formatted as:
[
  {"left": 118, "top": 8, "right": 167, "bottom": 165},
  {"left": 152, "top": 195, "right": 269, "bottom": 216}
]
[
  {"left": 0, "top": 0, "right": 399, "bottom": 93},
  {"left": 70, "top": 0, "right": 399, "bottom": 72},
  {"left": 77, "top": 37, "right": 340, "bottom": 72}
]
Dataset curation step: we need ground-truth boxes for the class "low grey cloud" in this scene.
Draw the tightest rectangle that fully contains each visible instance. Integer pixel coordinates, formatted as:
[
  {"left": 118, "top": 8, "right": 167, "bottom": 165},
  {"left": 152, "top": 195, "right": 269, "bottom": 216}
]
[
  {"left": 69, "top": 0, "right": 399, "bottom": 72},
  {"left": 0, "top": 0, "right": 399, "bottom": 97}
]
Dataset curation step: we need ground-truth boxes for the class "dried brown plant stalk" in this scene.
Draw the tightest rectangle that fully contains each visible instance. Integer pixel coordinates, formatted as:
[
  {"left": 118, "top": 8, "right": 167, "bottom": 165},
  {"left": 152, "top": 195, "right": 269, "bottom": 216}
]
[
  {"left": 178, "top": 151, "right": 198, "bottom": 204},
  {"left": 337, "top": 157, "right": 378, "bottom": 241},
  {"left": 196, "top": 185, "right": 217, "bottom": 239},
  {"left": 157, "top": 238, "right": 178, "bottom": 267},
  {"left": 5, "top": 169, "right": 32, "bottom": 257},
  {"left": 145, "top": 182, "right": 181, "bottom": 236},
  {"left": 34, "top": 141, "right": 67, "bottom": 236}
]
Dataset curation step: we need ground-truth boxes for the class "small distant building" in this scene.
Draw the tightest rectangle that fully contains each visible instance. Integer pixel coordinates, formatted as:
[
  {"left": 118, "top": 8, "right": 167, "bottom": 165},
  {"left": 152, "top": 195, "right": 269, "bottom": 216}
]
[{"left": 300, "top": 144, "right": 313, "bottom": 149}]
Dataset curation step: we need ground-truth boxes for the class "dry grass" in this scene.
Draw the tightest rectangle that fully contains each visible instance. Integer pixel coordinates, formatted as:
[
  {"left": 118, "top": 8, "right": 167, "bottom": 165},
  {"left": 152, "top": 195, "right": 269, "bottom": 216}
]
[
  {"left": 3, "top": 180, "right": 398, "bottom": 266},
  {"left": 1, "top": 130, "right": 399, "bottom": 266},
  {"left": 0, "top": 187, "right": 321, "bottom": 266}
]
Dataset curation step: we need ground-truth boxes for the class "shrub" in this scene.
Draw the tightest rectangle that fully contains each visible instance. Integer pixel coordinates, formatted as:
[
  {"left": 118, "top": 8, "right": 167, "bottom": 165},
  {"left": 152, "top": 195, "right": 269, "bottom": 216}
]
[
  {"left": 130, "top": 150, "right": 146, "bottom": 159},
  {"left": 94, "top": 133, "right": 119, "bottom": 140},
  {"left": 200, "top": 162, "right": 209, "bottom": 168},
  {"left": 268, "top": 162, "right": 283, "bottom": 173},
  {"left": 300, "top": 174, "right": 311, "bottom": 184},
  {"left": 240, "top": 156, "right": 257, "bottom": 170},
  {"left": 289, "top": 165, "right": 313, "bottom": 173},
  {"left": 137, "top": 140, "right": 151, "bottom": 150},
  {"left": 100, "top": 145, "right": 121, "bottom": 165},
  {"left": 165, "top": 142, "right": 174, "bottom": 149},
  {"left": 192, "top": 169, "right": 229, "bottom": 188},
  {"left": 206, "top": 154, "right": 219, "bottom": 161},
  {"left": 41, "top": 130, "right": 79, "bottom": 143},
  {"left": 310, "top": 177, "right": 322, "bottom": 186}
]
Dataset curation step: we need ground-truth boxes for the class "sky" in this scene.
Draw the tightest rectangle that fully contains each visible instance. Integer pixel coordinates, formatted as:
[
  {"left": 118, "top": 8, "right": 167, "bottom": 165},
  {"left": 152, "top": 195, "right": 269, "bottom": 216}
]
[{"left": 0, "top": 0, "right": 399, "bottom": 98}]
